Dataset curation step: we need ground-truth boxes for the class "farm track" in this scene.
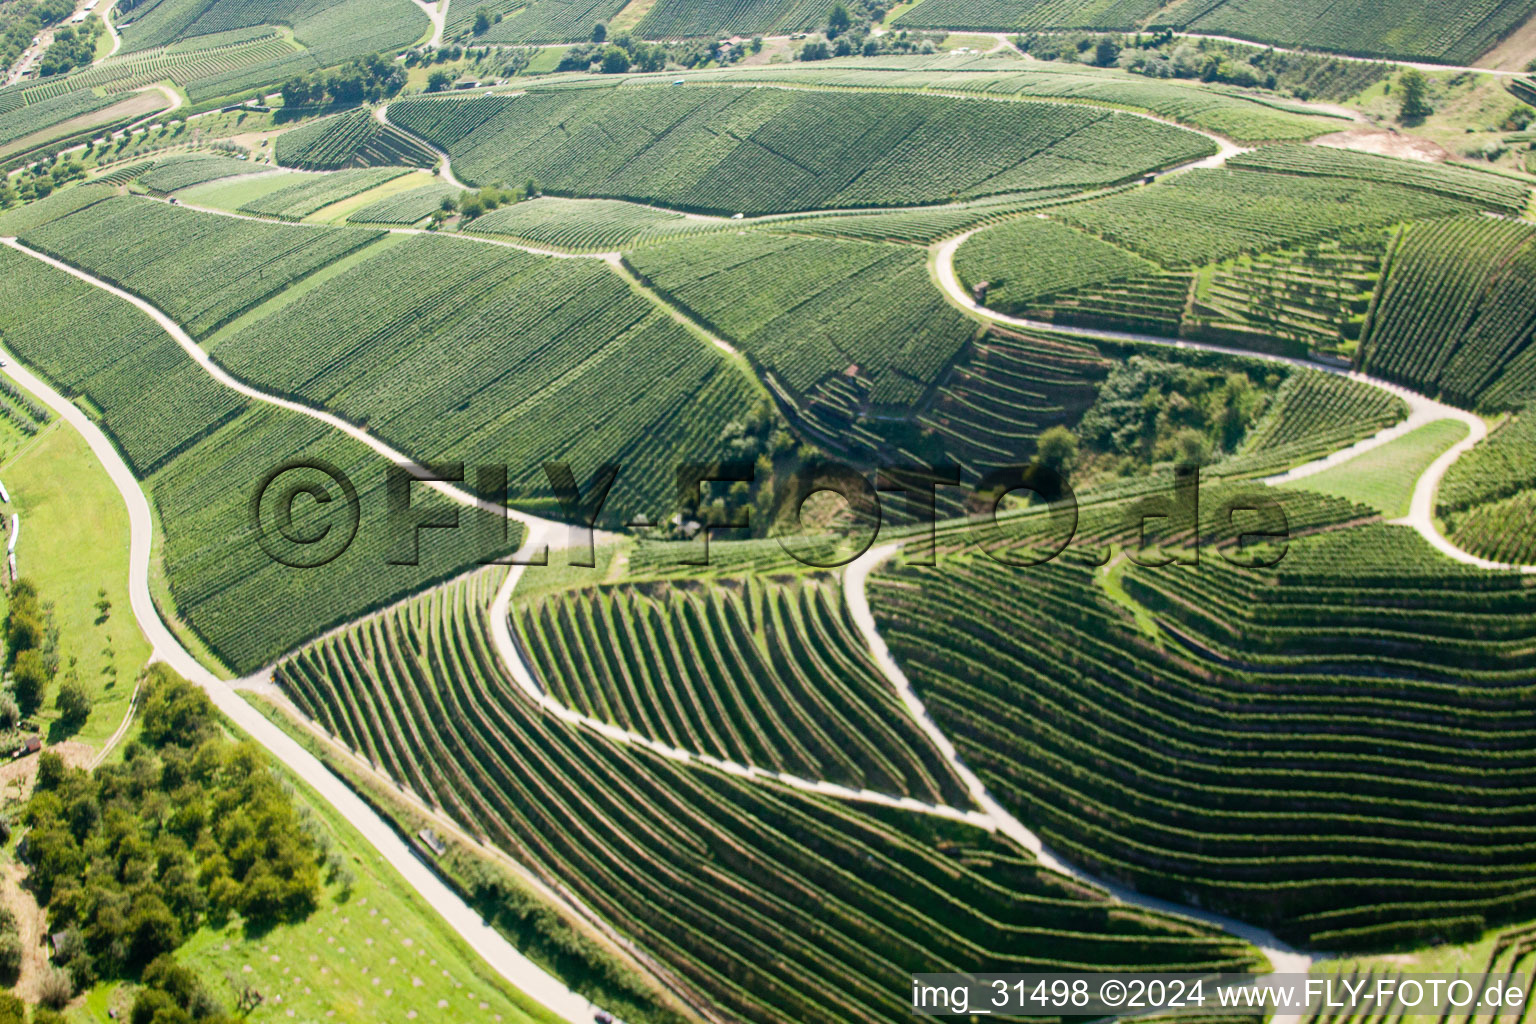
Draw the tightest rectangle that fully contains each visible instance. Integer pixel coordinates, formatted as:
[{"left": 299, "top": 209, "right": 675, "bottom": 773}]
[
  {"left": 930, "top": 229, "right": 1536, "bottom": 573},
  {"left": 0, "top": 319, "right": 609, "bottom": 1024}
]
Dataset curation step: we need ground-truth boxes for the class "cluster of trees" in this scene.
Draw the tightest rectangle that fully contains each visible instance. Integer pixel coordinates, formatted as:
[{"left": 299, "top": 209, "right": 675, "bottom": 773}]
[
  {"left": 800, "top": 23, "right": 943, "bottom": 60},
  {"left": 0, "top": 0, "right": 74, "bottom": 74},
  {"left": 1014, "top": 31, "right": 1392, "bottom": 101},
  {"left": 36, "top": 16, "right": 102, "bottom": 77},
  {"left": 672, "top": 398, "right": 814, "bottom": 539},
  {"left": 554, "top": 29, "right": 754, "bottom": 75},
  {"left": 20, "top": 665, "right": 325, "bottom": 1012},
  {"left": 278, "top": 53, "right": 405, "bottom": 110},
  {"left": 1077, "top": 357, "right": 1277, "bottom": 474}
]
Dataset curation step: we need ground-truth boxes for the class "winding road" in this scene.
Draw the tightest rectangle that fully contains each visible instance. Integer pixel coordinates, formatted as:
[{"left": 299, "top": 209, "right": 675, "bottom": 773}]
[
  {"left": 0, "top": 339, "right": 606, "bottom": 1024},
  {"left": 930, "top": 229, "right": 1534, "bottom": 573}
]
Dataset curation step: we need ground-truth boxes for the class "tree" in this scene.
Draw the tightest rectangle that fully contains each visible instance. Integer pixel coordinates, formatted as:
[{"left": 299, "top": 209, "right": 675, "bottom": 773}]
[
  {"left": 14, "top": 648, "right": 51, "bottom": 714},
  {"left": 1035, "top": 426, "right": 1079, "bottom": 478},
  {"left": 0, "top": 697, "right": 17, "bottom": 731},
  {"left": 799, "top": 38, "right": 830, "bottom": 60},
  {"left": 600, "top": 44, "right": 630, "bottom": 74},
  {"left": 1397, "top": 68, "right": 1432, "bottom": 122},
  {"left": 826, "top": 2, "right": 849, "bottom": 35},
  {"left": 95, "top": 588, "right": 111, "bottom": 624},
  {"left": 1093, "top": 35, "right": 1119, "bottom": 66},
  {"left": 426, "top": 69, "right": 453, "bottom": 92},
  {"left": 56, "top": 680, "right": 91, "bottom": 731},
  {"left": 590, "top": 21, "right": 605, "bottom": 42},
  {"left": 473, "top": 6, "right": 490, "bottom": 32}
]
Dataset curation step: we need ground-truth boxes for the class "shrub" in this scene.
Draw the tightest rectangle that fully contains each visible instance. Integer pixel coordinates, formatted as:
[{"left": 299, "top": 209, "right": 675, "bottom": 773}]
[
  {"left": 55, "top": 680, "right": 91, "bottom": 730},
  {"left": 38, "top": 966, "right": 73, "bottom": 1009}
]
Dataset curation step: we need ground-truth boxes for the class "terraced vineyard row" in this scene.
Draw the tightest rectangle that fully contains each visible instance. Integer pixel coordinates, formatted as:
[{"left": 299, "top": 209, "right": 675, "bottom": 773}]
[
  {"left": 0, "top": 89, "right": 117, "bottom": 148},
  {"left": 626, "top": 232, "right": 977, "bottom": 407},
  {"left": 635, "top": 0, "right": 835, "bottom": 39},
  {"left": 347, "top": 182, "right": 460, "bottom": 225},
  {"left": 470, "top": 0, "right": 629, "bottom": 44},
  {"left": 873, "top": 522, "right": 1536, "bottom": 949},
  {"left": 1230, "top": 145, "right": 1533, "bottom": 216},
  {"left": 681, "top": 59, "right": 1340, "bottom": 142},
  {"left": 276, "top": 109, "right": 437, "bottom": 171},
  {"left": 1444, "top": 492, "right": 1536, "bottom": 568},
  {"left": 387, "top": 86, "right": 1213, "bottom": 215},
  {"left": 513, "top": 574, "right": 968, "bottom": 804},
  {"left": 19, "top": 196, "right": 383, "bottom": 338},
  {"left": 1219, "top": 371, "right": 1408, "bottom": 479},
  {"left": 469, "top": 197, "right": 722, "bottom": 253},
  {"left": 954, "top": 215, "right": 1159, "bottom": 314},
  {"left": 137, "top": 153, "right": 262, "bottom": 193},
  {"left": 1053, "top": 169, "right": 1479, "bottom": 268},
  {"left": 0, "top": 245, "right": 511, "bottom": 670},
  {"left": 238, "top": 166, "right": 414, "bottom": 219},
  {"left": 1362, "top": 216, "right": 1536, "bottom": 410},
  {"left": 762, "top": 186, "right": 1098, "bottom": 246},
  {"left": 277, "top": 570, "right": 1264, "bottom": 1024},
  {"left": 1438, "top": 407, "right": 1536, "bottom": 566},
  {"left": 210, "top": 232, "right": 763, "bottom": 525}
]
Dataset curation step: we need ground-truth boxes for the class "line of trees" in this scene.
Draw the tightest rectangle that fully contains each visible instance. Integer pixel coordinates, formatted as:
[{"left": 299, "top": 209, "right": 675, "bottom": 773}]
[{"left": 278, "top": 52, "right": 405, "bottom": 110}]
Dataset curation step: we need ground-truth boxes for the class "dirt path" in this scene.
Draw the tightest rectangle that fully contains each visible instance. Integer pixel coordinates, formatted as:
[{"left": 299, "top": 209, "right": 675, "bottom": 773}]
[
  {"left": 1314, "top": 126, "right": 1453, "bottom": 162},
  {"left": 0, "top": 863, "right": 47, "bottom": 1002}
]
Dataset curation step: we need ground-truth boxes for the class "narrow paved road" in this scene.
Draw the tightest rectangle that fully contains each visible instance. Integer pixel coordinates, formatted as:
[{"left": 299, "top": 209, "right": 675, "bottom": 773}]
[
  {"left": 0, "top": 347, "right": 603, "bottom": 1024},
  {"left": 930, "top": 229, "right": 1535, "bottom": 572}
]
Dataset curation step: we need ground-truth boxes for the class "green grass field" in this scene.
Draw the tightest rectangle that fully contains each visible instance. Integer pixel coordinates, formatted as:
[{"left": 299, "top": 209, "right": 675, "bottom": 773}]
[
  {"left": 1289, "top": 419, "right": 1471, "bottom": 518},
  {"left": 74, "top": 744, "right": 561, "bottom": 1024},
  {"left": 0, "top": 413, "right": 150, "bottom": 751}
]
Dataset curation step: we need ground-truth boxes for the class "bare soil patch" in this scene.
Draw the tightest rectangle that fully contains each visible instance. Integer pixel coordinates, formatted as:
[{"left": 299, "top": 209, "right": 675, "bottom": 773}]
[{"left": 1313, "top": 126, "right": 1452, "bottom": 163}]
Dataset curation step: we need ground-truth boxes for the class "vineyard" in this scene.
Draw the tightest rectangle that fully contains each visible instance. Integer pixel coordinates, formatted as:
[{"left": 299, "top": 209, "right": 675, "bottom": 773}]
[
  {"left": 469, "top": 197, "right": 722, "bottom": 253},
  {"left": 472, "top": 0, "right": 630, "bottom": 44},
  {"left": 346, "top": 181, "right": 460, "bottom": 224},
  {"left": 19, "top": 196, "right": 383, "bottom": 338},
  {"left": 0, "top": 244, "right": 516, "bottom": 670},
  {"left": 891, "top": 0, "right": 1534, "bottom": 62},
  {"left": 1053, "top": 168, "right": 1480, "bottom": 267},
  {"left": 634, "top": 0, "right": 836, "bottom": 39},
  {"left": 1228, "top": 145, "right": 1533, "bottom": 216},
  {"left": 511, "top": 573, "right": 968, "bottom": 803},
  {"left": 761, "top": 187, "right": 1096, "bottom": 246},
  {"left": 683, "top": 58, "right": 1342, "bottom": 142},
  {"left": 1361, "top": 216, "right": 1536, "bottom": 410},
  {"left": 275, "top": 109, "right": 437, "bottom": 171},
  {"left": 1219, "top": 370, "right": 1407, "bottom": 479},
  {"left": 236, "top": 166, "right": 414, "bottom": 219},
  {"left": 625, "top": 232, "right": 977, "bottom": 407},
  {"left": 209, "top": 232, "right": 763, "bottom": 525},
  {"left": 136, "top": 153, "right": 260, "bottom": 193},
  {"left": 954, "top": 215, "right": 1159, "bottom": 314},
  {"left": 386, "top": 85, "right": 1213, "bottom": 215},
  {"left": 277, "top": 570, "right": 1263, "bottom": 1024},
  {"left": 1438, "top": 407, "right": 1536, "bottom": 565},
  {"left": 873, "top": 521, "right": 1536, "bottom": 949},
  {"left": 0, "top": 87, "right": 117, "bottom": 148}
]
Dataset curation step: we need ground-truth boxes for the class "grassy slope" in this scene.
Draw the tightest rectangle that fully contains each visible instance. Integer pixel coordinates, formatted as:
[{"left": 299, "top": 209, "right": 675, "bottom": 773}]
[
  {"left": 1287, "top": 418, "right": 1471, "bottom": 518},
  {"left": 0, "top": 416, "right": 151, "bottom": 751}
]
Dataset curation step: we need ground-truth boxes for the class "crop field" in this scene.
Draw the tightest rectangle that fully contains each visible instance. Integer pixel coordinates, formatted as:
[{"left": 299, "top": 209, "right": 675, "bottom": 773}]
[
  {"left": 0, "top": 181, "right": 116, "bottom": 233},
  {"left": 278, "top": 570, "right": 1263, "bottom": 1024},
  {"left": 954, "top": 215, "right": 1159, "bottom": 313},
  {"left": 207, "top": 232, "right": 761, "bottom": 524},
  {"left": 1361, "top": 216, "right": 1536, "bottom": 411},
  {"left": 135, "top": 152, "right": 261, "bottom": 193},
  {"left": 276, "top": 109, "right": 438, "bottom": 171},
  {"left": 468, "top": 197, "right": 723, "bottom": 252},
  {"left": 0, "top": 244, "right": 516, "bottom": 671},
  {"left": 1053, "top": 169, "right": 1480, "bottom": 268},
  {"left": 236, "top": 166, "right": 415, "bottom": 219},
  {"left": 512, "top": 574, "right": 969, "bottom": 803},
  {"left": 891, "top": 0, "right": 1162, "bottom": 32},
  {"left": 20, "top": 195, "right": 384, "bottom": 338},
  {"left": 873, "top": 521, "right": 1536, "bottom": 949},
  {"left": 386, "top": 85, "right": 1213, "bottom": 215},
  {"left": 761, "top": 186, "right": 1095, "bottom": 245},
  {"left": 346, "top": 181, "right": 460, "bottom": 224},
  {"left": 626, "top": 232, "right": 976, "bottom": 407}
]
